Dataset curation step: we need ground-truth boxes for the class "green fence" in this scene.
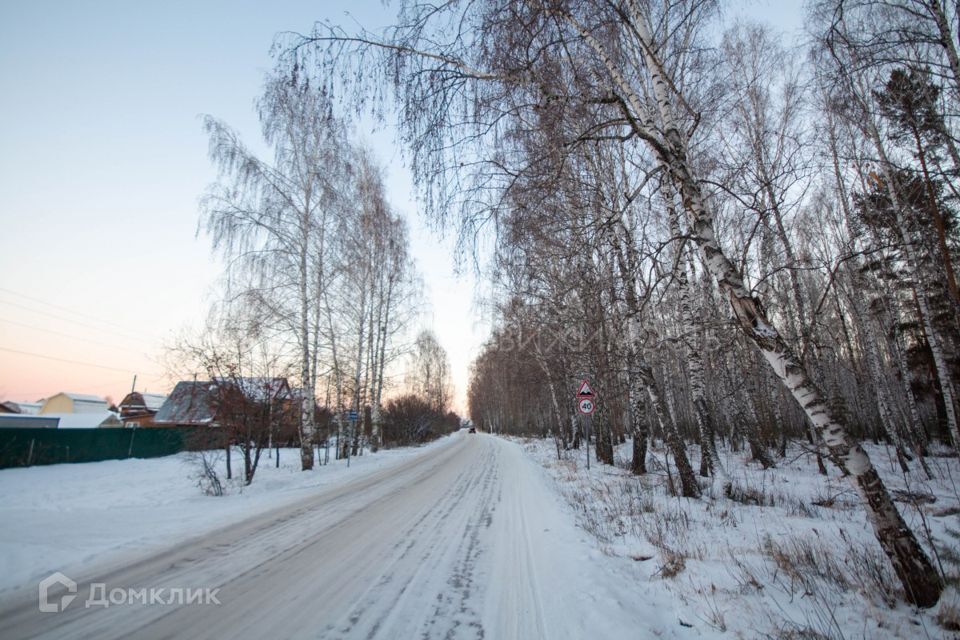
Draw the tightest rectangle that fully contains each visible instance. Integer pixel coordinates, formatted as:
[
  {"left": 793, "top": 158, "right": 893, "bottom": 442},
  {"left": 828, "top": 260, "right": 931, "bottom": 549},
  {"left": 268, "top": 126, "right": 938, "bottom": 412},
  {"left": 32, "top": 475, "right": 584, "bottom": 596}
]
[{"left": 0, "top": 427, "right": 201, "bottom": 469}]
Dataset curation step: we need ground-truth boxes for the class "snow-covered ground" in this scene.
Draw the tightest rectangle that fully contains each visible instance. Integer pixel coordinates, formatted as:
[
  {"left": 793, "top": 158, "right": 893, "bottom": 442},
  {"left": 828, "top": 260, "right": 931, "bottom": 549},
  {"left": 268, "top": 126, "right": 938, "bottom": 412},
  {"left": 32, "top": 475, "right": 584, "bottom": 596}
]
[
  {"left": 1, "top": 432, "right": 697, "bottom": 640},
  {"left": 0, "top": 437, "right": 451, "bottom": 595},
  {"left": 3, "top": 429, "right": 959, "bottom": 638},
  {"left": 513, "top": 436, "right": 960, "bottom": 639}
]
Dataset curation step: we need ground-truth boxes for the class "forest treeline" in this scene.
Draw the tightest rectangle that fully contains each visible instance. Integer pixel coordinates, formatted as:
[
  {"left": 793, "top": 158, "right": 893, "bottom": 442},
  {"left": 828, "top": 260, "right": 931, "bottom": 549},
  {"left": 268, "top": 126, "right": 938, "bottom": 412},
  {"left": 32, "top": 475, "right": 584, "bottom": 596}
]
[{"left": 282, "top": 0, "right": 960, "bottom": 608}]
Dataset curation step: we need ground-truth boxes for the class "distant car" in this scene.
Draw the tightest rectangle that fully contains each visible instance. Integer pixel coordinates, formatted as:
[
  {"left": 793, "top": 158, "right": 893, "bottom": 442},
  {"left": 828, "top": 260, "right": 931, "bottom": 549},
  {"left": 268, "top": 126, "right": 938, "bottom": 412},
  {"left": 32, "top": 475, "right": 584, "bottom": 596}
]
[{"left": 468, "top": 427, "right": 476, "bottom": 434}]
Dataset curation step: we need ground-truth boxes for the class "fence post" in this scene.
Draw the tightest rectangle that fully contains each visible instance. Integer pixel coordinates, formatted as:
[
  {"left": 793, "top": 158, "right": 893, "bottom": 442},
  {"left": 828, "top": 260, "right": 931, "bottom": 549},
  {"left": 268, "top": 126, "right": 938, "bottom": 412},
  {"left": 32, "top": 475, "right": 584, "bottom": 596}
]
[
  {"left": 27, "top": 438, "right": 35, "bottom": 466},
  {"left": 127, "top": 429, "right": 136, "bottom": 458}
]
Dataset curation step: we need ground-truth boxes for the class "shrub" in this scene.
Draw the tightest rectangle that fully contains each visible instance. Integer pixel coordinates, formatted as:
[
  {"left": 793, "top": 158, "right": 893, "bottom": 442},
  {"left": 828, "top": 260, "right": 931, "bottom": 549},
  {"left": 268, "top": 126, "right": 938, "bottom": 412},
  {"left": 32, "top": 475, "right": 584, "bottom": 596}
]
[{"left": 381, "top": 394, "right": 459, "bottom": 446}]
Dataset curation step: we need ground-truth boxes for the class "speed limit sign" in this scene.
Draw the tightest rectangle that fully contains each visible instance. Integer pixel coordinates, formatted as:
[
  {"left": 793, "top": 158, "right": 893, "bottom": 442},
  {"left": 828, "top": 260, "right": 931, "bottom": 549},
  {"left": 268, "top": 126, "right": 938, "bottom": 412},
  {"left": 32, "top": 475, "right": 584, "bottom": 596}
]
[{"left": 578, "top": 397, "right": 595, "bottom": 415}]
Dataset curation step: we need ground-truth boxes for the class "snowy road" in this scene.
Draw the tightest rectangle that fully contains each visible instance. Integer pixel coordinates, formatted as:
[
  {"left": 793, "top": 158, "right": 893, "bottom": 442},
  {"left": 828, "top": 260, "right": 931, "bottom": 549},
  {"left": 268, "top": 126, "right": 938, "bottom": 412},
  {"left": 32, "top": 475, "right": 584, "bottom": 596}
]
[{"left": 0, "top": 433, "right": 680, "bottom": 639}]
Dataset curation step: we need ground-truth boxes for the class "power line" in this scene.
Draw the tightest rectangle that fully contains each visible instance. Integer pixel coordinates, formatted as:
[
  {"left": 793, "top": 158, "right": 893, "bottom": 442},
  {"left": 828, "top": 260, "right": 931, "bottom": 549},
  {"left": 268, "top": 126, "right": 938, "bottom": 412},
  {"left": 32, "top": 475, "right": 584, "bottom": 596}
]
[
  {"left": 0, "top": 317, "right": 151, "bottom": 355},
  {"left": 0, "top": 287, "right": 135, "bottom": 332},
  {"left": 0, "top": 346, "right": 161, "bottom": 376},
  {"left": 0, "top": 299, "right": 154, "bottom": 345}
]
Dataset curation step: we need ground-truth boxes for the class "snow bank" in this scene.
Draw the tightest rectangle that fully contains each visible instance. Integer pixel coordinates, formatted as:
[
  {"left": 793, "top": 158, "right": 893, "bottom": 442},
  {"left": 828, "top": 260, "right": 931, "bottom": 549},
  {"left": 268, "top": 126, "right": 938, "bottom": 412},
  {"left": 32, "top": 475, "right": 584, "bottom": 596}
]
[{"left": 512, "top": 436, "right": 960, "bottom": 639}]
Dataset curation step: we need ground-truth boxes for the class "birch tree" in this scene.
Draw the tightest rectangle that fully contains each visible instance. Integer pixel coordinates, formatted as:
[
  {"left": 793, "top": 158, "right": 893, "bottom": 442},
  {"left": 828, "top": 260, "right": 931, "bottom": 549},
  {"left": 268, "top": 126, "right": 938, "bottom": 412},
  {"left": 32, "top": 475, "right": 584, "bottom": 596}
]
[
  {"left": 815, "top": 4, "right": 960, "bottom": 455},
  {"left": 287, "top": 0, "right": 945, "bottom": 605},
  {"left": 201, "top": 69, "right": 351, "bottom": 471}
]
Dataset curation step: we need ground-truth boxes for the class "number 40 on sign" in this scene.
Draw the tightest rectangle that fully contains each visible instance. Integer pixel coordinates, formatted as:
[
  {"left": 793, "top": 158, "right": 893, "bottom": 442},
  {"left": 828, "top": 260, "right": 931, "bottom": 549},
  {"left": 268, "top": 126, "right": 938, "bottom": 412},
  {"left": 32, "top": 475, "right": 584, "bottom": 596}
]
[{"left": 578, "top": 397, "right": 595, "bottom": 415}]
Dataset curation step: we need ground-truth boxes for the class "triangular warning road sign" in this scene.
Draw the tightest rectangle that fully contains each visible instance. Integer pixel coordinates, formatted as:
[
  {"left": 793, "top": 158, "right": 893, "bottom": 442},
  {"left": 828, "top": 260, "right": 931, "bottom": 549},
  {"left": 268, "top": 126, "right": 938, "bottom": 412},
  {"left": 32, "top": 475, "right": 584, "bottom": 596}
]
[{"left": 576, "top": 380, "right": 595, "bottom": 398}]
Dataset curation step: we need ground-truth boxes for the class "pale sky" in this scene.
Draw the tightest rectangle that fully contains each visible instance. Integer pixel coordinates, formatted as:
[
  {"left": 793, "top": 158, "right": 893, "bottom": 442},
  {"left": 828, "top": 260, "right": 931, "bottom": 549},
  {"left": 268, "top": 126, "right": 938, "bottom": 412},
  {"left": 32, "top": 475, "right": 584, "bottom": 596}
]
[
  {"left": 0, "top": 0, "right": 490, "bottom": 412},
  {"left": 0, "top": 0, "right": 802, "bottom": 412}
]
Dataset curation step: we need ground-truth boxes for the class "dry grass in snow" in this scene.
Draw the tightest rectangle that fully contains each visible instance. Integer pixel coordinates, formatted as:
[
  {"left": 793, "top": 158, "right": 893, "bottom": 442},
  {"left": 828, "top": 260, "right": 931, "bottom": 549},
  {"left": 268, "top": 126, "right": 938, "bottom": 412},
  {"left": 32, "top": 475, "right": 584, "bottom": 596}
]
[{"left": 514, "top": 436, "right": 960, "bottom": 639}]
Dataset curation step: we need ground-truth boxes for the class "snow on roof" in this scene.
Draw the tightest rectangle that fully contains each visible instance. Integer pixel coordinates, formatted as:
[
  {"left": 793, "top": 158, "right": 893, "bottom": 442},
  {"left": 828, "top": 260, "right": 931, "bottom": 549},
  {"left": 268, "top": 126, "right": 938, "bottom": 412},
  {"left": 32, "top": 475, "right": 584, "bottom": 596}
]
[
  {"left": 41, "top": 392, "right": 109, "bottom": 414},
  {"left": 153, "top": 382, "right": 218, "bottom": 425},
  {"left": 73, "top": 400, "right": 110, "bottom": 414},
  {"left": 43, "top": 412, "right": 122, "bottom": 429},
  {"left": 141, "top": 393, "right": 168, "bottom": 411},
  {"left": 120, "top": 392, "right": 168, "bottom": 412},
  {"left": 154, "top": 378, "right": 291, "bottom": 425},
  {"left": 13, "top": 402, "right": 43, "bottom": 415},
  {"left": 63, "top": 393, "right": 107, "bottom": 403},
  {"left": 212, "top": 377, "right": 291, "bottom": 402}
]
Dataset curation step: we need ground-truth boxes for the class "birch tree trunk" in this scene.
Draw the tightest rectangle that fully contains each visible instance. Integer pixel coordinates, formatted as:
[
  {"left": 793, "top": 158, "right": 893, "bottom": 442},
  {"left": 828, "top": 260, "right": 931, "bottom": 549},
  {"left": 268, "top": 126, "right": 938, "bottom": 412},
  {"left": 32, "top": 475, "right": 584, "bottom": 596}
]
[
  {"left": 534, "top": 340, "right": 568, "bottom": 451},
  {"left": 866, "top": 127, "right": 960, "bottom": 450},
  {"left": 928, "top": 0, "right": 960, "bottom": 98},
  {"left": 350, "top": 283, "right": 368, "bottom": 458},
  {"left": 759, "top": 172, "right": 829, "bottom": 472},
  {"left": 666, "top": 187, "right": 728, "bottom": 490},
  {"left": 323, "top": 285, "right": 347, "bottom": 460},
  {"left": 849, "top": 283, "right": 912, "bottom": 470},
  {"left": 613, "top": 222, "right": 654, "bottom": 476},
  {"left": 371, "top": 273, "right": 395, "bottom": 453},
  {"left": 626, "top": 317, "right": 650, "bottom": 475},
  {"left": 637, "top": 361, "right": 700, "bottom": 498},
  {"left": 299, "top": 240, "right": 316, "bottom": 471},
  {"left": 849, "top": 262, "right": 935, "bottom": 477},
  {"left": 886, "top": 313, "right": 932, "bottom": 458}
]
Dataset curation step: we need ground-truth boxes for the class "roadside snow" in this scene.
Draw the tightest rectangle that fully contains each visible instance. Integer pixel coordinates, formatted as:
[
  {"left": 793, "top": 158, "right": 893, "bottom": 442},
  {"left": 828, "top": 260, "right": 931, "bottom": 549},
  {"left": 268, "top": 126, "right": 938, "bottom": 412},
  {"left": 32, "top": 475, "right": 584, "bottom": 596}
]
[
  {"left": 511, "top": 436, "right": 960, "bottom": 639},
  {"left": 483, "top": 437, "right": 698, "bottom": 638},
  {"left": 0, "top": 437, "right": 452, "bottom": 595}
]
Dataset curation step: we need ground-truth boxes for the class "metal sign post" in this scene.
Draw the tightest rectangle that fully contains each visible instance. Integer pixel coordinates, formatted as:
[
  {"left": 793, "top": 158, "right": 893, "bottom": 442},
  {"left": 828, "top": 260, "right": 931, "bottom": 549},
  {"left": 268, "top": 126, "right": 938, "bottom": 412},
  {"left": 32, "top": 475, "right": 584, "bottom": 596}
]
[
  {"left": 583, "top": 413, "right": 591, "bottom": 470},
  {"left": 576, "top": 380, "right": 596, "bottom": 471}
]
